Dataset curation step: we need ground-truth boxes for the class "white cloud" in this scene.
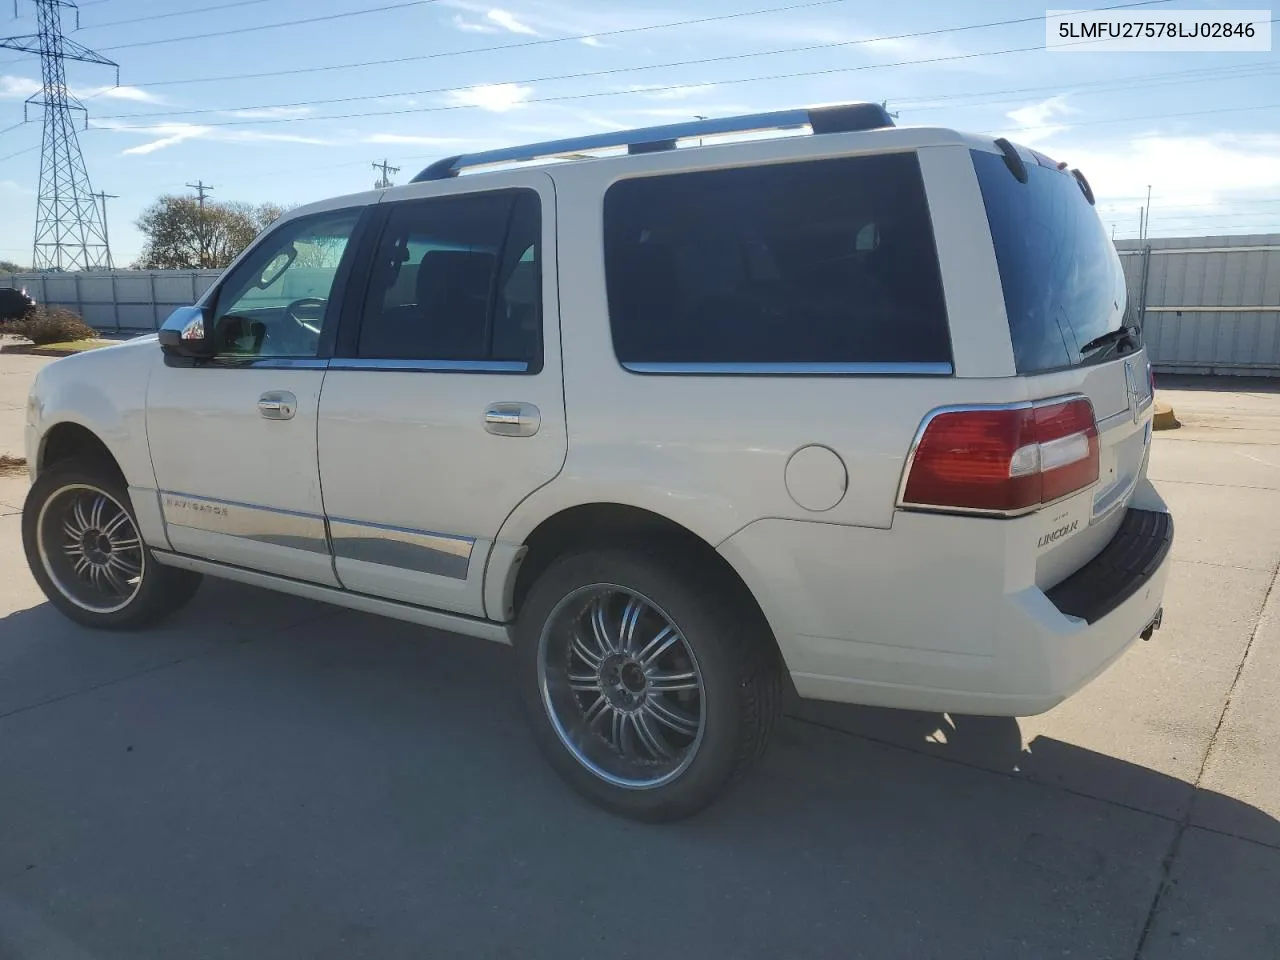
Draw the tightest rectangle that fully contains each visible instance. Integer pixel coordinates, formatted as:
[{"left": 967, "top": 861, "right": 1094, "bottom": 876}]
[
  {"left": 81, "top": 84, "right": 165, "bottom": 104},
  {"left": 225, "top": 106, "right": 315, "bottom": 120},
  {"left": 580, "top": 36, "right": 603, "bottom": 47},
  {"left": 2, "top": 75, "right": 40, "bottom": 98},
  {"left": 1, "top": 75, "right": 41, "bottom": 98},
  {"left": 1003, "top": 96, "right": 1076, "bottom": 145},
  {"left": 1053, "top": 134, "right": 1280, "bottom": 215},
  {"left": 451, "top": 12, "right": 498, "bottom": 32},
  {"left": 626, "top": 83, "right": 720, "bottom": 101},
  {"left": 364, "top": 133, "right": 470, "bottom": 145},
  {"left": 94, "top": 120, "right": 331, "bottom": 156},
  {"left": 0, "top": 75, "right": 163, "bottom": 104},
  {"left": 445, "top": 83, "right": 533, "bottom": 113},
  {"left": 486, "top": 8, "right": 538, "bottom": 35}
]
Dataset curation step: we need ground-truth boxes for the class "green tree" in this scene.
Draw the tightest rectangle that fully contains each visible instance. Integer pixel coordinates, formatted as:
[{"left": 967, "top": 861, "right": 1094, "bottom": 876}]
[
  {"left": 135, "top": 196, "right": 289, "bottom": 270},
  {"left": 0, "top": 259, "right": 25, "bottom": 274}
]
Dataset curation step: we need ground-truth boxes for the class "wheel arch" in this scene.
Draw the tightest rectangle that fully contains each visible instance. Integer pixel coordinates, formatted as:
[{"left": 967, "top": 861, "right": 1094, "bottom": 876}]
[
  {"left": 37, "top": 420, "right": 127, "bottom": 486},
  {"left": 498, "top": 501, "right": 786, "bottom": 675}
]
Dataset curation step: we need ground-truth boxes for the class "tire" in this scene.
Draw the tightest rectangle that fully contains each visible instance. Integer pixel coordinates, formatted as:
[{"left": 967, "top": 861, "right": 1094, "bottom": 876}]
[
  {"left": 513, "top": 545, "right": 782, "bottom": 822},
  {"left": 22, "top": 462, "right": 202, "bottom": 630}
]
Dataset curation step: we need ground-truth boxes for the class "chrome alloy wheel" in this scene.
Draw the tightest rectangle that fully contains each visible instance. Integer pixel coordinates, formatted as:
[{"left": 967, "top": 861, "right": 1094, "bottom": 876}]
[
  {"left": 538, "top": 585, "right": 706, "bottom": 789},
  {"left": 36, "top": 484, "right": 145, "bottom": 614}
]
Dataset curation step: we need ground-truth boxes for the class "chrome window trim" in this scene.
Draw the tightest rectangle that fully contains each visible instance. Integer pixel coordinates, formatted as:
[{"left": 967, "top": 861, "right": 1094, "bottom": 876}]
[
  {"left": 208, "top": 357, "right": 330, "bottom": 370},
  {"left": 328, "top": 358, "right": 530, "bottom": 373},
  {"left": 621, "top": 361, "right": 954, "bottom": 376},
  {"left": 894, "top": 394, "right": 1096, "bottom": 518}
]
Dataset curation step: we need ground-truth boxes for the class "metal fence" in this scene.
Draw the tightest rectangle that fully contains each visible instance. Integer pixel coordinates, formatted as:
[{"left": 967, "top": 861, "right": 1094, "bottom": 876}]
[
  {"left": 1118, "top": 234, "right": 1280, "bottom": 377},
  {"left": 0, "top": 270, "right": 220, "bottom": 331}
]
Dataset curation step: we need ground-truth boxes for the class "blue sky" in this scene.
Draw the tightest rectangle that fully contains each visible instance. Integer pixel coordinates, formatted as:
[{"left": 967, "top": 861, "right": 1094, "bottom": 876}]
[{"left": 1, "top": 0, "right": 1278, "bottom": 266}]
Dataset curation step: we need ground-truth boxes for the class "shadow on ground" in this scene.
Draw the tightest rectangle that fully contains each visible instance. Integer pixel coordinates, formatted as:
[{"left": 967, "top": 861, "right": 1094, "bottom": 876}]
[{"left": 1, "top": 583, "right": 1277, "bottom": 960}]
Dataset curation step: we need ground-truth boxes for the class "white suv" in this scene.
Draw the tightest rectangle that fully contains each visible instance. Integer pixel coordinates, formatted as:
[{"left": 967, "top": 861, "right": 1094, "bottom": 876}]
[{"left": 22, "top": 103, "right": 1172, "bottom": 821}]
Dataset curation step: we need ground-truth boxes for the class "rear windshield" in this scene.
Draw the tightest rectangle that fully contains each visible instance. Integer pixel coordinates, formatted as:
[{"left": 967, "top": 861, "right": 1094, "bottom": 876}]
[{"left": 972, "top": 149, "right": 1138, "bottom": 374}]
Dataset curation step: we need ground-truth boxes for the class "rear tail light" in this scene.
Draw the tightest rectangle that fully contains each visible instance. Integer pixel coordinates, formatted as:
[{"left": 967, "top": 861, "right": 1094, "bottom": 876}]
[{"left": 899, "top": 397, "right": 1099, "bottom": 516}]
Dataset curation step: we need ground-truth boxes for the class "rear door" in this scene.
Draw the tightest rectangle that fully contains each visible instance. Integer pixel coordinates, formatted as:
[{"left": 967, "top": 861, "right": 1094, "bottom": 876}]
[
  {"left": 970, "top": 145, "right": 1154, "bottom": 584},
  {"left": 316, "top": 174, "right": 565, "bottom": 618}
]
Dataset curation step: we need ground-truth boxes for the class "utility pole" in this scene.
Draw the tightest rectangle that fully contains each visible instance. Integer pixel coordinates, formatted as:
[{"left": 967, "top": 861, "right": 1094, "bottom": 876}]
[
  {"left": 372, "top": 159, "right": 400, "bottom": 189},
  {"left": 1142, "top": 184, "right": 1152, "bottom": 241},
  {"left": 90, "top": 190, "right": 117, "bottom": 269},
  {"left": 186, "top": 180, "right": 213, "bottom": 207},
  {"left": 2, "top": 0, "right": 119, "bottom": 271}
]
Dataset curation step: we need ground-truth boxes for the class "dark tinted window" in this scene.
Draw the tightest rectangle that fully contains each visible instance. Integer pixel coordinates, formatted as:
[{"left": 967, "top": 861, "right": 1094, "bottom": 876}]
[
  {"left": 603, "top": 153, "right": 951, "bottom": 368},
  {"left": 357, "top": 190, "right": 541, "bottom": 369},
  {"left": 972, "top": 149, "right": 1137, "bottom": 374}
]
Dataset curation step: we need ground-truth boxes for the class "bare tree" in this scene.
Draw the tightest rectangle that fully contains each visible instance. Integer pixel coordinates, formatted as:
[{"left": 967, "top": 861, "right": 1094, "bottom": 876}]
[{"left": 135, "top": 196, "right": 291, "bottom": 270}]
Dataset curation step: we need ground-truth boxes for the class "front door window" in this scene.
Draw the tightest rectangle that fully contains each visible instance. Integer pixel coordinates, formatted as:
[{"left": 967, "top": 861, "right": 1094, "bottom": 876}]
[{"left": 210, "top": 209, "right": 361, "bottom": 358}]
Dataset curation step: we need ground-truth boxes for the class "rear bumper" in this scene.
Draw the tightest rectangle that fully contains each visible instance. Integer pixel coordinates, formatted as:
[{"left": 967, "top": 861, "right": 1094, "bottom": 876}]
[{"left": 717, "top": 490, "right": 1174, "bottom": 717}]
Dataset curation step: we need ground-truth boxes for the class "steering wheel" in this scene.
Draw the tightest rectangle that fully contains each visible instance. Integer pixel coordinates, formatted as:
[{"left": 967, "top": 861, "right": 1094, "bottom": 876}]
[{"left": 283, "top": 297, "right": 327, "bottom": 335}]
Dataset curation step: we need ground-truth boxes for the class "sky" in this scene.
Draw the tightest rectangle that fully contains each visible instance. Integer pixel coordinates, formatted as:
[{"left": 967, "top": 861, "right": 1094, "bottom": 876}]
[{"left": 0, "top": 0, "right": 1278, "bottom": 266}]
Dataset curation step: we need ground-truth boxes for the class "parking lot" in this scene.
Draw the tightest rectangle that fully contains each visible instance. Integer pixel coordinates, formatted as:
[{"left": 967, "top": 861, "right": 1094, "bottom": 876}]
[{"left": 1, "top": 352, "right": 1277, "bottom": 960}]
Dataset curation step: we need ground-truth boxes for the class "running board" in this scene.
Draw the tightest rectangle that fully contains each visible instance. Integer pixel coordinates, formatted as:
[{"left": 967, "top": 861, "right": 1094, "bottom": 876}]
[{"left": 151, "top": 550, "right": 512, "bottom": 645}]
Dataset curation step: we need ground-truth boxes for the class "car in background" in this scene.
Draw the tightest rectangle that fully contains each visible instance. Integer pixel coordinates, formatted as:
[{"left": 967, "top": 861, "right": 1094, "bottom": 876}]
[{"left": 0, "top": 286, "right": 35, "bottom": 323}]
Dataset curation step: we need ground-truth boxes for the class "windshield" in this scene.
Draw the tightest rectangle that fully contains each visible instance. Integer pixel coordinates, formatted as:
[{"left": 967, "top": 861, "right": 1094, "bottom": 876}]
[{"left": 972, "top": 149, "right": 1138, "bottom": 374}]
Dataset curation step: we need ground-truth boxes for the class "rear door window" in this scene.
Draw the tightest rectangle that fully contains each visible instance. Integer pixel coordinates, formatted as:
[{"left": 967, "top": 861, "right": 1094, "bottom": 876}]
[
  {"left": 972, "top": 149, "right": 1138, "bottom": 374},
  {"left": 355, "top": 190, "right": 542, "bottom": 370},
  {"left": 603, "top": 152, "right": 951, "bottom": 370}
]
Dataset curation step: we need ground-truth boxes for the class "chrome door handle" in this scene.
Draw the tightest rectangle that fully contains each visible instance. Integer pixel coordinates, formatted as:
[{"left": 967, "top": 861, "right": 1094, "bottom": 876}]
[
  {"left": 258, "top": 391, "right": 297, "bottom": 420},
  {"left": 484, "top": 402, "right": 540, "bottom": 437}
]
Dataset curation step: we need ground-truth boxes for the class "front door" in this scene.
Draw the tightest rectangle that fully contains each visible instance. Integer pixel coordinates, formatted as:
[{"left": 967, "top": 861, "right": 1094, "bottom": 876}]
[
  {"left": 147, "top": 206, "right": 366, "bottom": 584},
  {"left": 317, "top": 175, "right": 566, "bottom": 616}
]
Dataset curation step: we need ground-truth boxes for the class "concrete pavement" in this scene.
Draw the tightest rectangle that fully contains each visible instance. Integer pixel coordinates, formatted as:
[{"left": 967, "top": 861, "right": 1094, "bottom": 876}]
[{"left": 1, "top": 356, "right": 1278, "bottom": 959}]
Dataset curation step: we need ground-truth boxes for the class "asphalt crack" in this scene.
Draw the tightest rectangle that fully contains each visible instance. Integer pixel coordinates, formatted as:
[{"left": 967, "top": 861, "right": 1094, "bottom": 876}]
[{"left": 1132, "top": 553, "right": 1280, "bottom": 959}]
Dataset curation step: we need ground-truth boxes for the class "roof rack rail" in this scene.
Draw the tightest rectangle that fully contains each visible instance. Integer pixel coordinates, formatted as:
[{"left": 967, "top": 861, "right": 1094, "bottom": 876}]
[{"left": 411, "top": 101, "right": 895, "bottom": 183}]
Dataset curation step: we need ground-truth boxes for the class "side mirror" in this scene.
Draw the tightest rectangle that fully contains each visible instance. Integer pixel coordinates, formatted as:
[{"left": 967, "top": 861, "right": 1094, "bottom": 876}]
[{"left": 157, "top": 305, "right": 214, "bottom": 359}]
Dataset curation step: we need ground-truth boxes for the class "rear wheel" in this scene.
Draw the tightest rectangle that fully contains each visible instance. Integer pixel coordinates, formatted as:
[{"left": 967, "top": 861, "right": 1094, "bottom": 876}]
[
  {"left": 23, "top": 463, "right": 201, "bottom": 629},
  {"left": 514, "top": 546, "right": 781, "bottom": 821}
]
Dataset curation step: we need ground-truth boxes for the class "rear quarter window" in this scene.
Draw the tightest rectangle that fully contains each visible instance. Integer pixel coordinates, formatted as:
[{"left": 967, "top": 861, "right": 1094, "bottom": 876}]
[{"left": 603, "top": 152, "right": 952, "bottom": 370}]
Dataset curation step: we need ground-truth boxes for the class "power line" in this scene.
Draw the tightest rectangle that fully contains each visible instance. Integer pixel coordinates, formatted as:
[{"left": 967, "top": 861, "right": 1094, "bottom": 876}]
[
  {"left": 92, "top": 44, "right": 1277, "bottom": 126},
  {"left": 91, "top": 33, "right": 1280, "bottom": 133},
  {"left": 77, "top": 0, "right": 275, "bottom": 31},
  {"left": 89, "top": 0, "right": 1176, "bottom": 91},
  {"left": 95, "top": 0, "right": 449, "bottom": 53},
  {"left": 0, "top": 143, "right": 39, "bottom": 163}
]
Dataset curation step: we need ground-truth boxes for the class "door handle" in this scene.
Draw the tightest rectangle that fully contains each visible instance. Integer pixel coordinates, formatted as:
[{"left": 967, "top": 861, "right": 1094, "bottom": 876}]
[
  {"left": 484, "top": 402, "right": 540, "bottom": 437},
  {"left": 258, "top": 391, "right": 297, "bottom": 420}
]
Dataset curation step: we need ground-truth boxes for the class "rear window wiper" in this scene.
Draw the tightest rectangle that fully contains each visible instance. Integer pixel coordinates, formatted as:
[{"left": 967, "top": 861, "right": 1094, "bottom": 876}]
[{"left": 1079, "top": 325, "right": 1139, "bottom": 358}]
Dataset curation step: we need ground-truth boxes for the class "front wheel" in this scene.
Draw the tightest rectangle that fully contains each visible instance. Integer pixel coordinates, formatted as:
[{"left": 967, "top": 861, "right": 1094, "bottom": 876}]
[
  {"left": 22, "top": 463, "right": 202, "bottom": 629},
  {"left": 514, "top": 547, "right": 782, "bottom": 822}
]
